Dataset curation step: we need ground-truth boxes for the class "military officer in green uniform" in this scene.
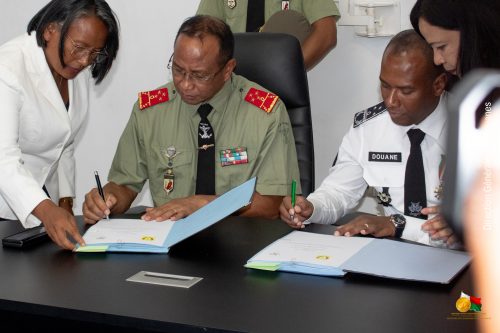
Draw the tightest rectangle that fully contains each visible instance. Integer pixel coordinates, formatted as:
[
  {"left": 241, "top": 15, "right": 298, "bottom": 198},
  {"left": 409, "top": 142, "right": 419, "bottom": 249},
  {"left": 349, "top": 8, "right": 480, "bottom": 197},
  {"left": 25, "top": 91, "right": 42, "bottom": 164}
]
[
  {"left": 83, "top": 15, "right": 300, "bottom": 224},
  {"left": 196, "top": 0, "right": 340, "bottom": 70}
]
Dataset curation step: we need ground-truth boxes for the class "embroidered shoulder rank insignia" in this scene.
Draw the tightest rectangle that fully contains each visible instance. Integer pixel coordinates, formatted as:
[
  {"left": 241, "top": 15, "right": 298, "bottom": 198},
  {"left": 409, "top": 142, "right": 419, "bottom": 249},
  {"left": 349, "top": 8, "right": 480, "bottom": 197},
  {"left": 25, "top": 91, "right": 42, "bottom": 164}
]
[
  {"left": 244, "top": 87, "right": 279, "bottom": 113},
  {"left": 138, "top": 88, "right": 169, "bottom": 110},
  {"left": 353, "top": 102, "right": 387, "bottom": 128}
]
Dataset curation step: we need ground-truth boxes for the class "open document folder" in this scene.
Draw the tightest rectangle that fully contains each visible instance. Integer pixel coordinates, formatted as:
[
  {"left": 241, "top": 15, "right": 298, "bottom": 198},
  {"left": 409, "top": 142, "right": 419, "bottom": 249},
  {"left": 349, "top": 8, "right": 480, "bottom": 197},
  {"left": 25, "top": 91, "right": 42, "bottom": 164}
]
[
  {"left": 245, "top": 231, "right": 471, "bottom": 284},
  {"left": 76, "top": 177, "right": 256, "bottom": 253}
]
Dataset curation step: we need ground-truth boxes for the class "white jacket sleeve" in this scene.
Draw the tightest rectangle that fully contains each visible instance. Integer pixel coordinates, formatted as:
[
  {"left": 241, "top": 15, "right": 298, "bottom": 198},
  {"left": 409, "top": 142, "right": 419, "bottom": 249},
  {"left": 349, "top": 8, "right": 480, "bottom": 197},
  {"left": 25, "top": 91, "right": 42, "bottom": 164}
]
[
  {"left": 0, "top": 71, "right": 47, "bottom": 226},
  {"left": 306, "top": 126, "right": 368, "bottom": 224},
  {"left": 57, "top": 139, "right": 76, "bottom": 199}
]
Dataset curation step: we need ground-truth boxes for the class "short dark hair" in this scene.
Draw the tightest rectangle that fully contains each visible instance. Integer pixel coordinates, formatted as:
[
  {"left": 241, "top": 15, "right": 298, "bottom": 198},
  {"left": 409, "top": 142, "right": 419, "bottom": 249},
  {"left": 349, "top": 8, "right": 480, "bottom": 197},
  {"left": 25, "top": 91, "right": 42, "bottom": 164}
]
[
  {"left": 27, "top": 0, "right": 120, "bottom": 84},
  {"left": 174, "top": 15, "right": 234, "bottom": 66},
  {"left": 384, "top": 29, "right": 443, "bottom": 80},
  {"left": 410, "top": 0, "right": 500, "bottom": 76}
]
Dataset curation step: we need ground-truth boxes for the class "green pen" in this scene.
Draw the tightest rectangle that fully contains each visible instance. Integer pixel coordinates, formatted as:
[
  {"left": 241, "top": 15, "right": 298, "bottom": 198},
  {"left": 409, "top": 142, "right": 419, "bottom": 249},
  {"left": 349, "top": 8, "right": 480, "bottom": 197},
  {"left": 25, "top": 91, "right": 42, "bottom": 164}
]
[{"left": 290, "top": 180, "right": 296, "bottom": 222}]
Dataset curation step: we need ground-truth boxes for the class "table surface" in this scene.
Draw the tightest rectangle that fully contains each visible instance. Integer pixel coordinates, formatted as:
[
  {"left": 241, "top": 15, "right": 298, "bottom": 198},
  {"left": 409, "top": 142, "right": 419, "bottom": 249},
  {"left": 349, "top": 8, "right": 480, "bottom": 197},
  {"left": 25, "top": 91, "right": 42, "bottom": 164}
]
[{"left": 0, "top": 216, "right": 477, "bottom": 333}]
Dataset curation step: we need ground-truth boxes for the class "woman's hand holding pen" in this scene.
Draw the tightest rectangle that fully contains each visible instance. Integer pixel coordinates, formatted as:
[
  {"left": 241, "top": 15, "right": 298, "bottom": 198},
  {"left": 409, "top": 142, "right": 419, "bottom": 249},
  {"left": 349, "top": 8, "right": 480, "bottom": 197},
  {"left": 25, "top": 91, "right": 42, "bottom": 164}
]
[{"left": 279, "top": 196, "right": 314, "bottom": 229}]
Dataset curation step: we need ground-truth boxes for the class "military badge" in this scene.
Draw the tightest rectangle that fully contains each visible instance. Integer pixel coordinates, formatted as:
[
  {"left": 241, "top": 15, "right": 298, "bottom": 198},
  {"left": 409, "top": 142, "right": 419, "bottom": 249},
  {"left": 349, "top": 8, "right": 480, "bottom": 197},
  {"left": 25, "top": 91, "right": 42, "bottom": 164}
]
[
  {"left": 227, "top": 0, "right": 236, "bottom": 9},
  {"left": 376, "top": 187, "right": 392, "bottom": 207},
  {"left": 162, "top": 146, "right": 178, "bottom": 195},
  {"left": 163, "top": 169, "right": 174, "bottom": 194},
  {"left": 220, "top": 147, "right": 248, "bottom": 167},
  {"left": 434, "top": 154, "right": 446, "bottom": 200},
  {"left": 138, "top": 88, "right": 169, "bottom": 110},
  {"left": 199, "top": 144, "right": 215, "bottom": 151},
  {"left": 199, "top": 123, "right": 213, "bottom": 140},
  {"left": 408, "top": 202, "right": 424, "bottom": 217},
  {"left": 245, "top": 88, "right": 279, "bottom": 113},
  {"left": 282, "top": 1, "right": 290, "bottom": 10},
  {"left": 166, "top": 146, "right": 177, "bottom": 159},
  {"left": 434, "top": 183, "right": 443, "bottom": 200}
]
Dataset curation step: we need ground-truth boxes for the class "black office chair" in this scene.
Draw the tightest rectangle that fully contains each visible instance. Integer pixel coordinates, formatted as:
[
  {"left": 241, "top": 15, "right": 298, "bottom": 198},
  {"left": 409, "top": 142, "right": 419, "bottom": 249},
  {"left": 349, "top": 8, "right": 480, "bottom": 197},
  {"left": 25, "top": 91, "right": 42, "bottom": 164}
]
[{"left": 233, "top": 32, "right": 315, "bottom": 196}]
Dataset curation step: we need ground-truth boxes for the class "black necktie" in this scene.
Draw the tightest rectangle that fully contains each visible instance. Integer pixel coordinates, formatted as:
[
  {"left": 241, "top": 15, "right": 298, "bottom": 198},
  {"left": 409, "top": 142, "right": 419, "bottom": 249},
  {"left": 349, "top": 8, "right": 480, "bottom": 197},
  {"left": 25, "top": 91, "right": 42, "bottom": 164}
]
[
  {"left": 196, "top": 103, "right": 215, "bottom": 195},
  {"left": 246, "top": 0, "right": 266, "bottom": 32},
  {"left": 404, "top": 129, "right": 427, "bottom": 219}
]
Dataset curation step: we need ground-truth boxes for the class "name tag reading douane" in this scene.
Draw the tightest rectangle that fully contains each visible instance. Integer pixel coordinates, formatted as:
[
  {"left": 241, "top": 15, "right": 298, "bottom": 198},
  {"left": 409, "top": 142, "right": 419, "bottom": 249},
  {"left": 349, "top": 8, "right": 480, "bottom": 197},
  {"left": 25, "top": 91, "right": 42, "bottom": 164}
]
[{"left": 368, "top": 152, "right": 402, "bottom": 162}]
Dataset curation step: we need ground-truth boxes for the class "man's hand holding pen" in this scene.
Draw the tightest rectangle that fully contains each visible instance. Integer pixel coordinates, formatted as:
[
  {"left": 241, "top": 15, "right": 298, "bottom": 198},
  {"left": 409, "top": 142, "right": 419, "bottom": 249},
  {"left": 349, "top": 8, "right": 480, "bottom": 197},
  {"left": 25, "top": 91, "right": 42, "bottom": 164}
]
[
  {"left": 279, "top": 195, "right": 314, "bottom": 229},
  {"left": 83, "top": 180, "right": 138, "bottom": 225},
  {"left": 82, "top": 187, "right": 117, "bottom": 225}
]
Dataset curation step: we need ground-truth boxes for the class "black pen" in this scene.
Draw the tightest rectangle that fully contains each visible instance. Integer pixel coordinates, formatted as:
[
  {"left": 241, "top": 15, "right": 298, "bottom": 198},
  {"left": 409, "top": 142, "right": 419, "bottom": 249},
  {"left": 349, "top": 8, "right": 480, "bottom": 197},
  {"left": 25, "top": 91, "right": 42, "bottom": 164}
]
[{"left": 94, "top": 171, "right": 109, "bottom": 220}]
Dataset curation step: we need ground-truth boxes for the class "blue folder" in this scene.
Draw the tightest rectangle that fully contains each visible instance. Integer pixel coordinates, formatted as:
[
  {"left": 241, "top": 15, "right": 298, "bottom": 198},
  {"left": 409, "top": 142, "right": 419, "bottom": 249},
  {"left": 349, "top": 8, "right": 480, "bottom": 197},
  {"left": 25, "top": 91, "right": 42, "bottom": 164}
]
[
  {"left": 78, "top": 177, "right": 256, "bottom": 253},
  {"left": 246, "top": 231, "right": 471, "bottom": 283}
]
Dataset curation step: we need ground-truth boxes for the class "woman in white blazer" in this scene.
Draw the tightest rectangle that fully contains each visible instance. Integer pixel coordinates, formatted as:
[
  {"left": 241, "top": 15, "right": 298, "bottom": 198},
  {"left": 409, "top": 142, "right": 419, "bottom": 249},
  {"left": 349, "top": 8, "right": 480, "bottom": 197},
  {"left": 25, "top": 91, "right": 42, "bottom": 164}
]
[{"left": 0, "top": 0, "right": 119, "bottom": 249}]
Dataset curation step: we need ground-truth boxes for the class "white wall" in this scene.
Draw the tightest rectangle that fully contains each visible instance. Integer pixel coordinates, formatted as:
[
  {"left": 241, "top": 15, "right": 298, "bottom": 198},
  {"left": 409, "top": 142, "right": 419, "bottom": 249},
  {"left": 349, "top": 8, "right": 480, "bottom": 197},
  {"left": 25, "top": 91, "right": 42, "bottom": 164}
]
[{"left": 0, "top": 0, "right": 416, "bottom": 214}]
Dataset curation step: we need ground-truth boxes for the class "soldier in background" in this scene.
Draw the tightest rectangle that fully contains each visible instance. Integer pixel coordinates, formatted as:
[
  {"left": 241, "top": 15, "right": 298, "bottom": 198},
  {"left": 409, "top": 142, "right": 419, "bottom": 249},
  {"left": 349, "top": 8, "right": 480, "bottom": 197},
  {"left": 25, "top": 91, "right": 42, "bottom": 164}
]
[{"left": 196, "top": 0, "right": 340, "bottom": 71}]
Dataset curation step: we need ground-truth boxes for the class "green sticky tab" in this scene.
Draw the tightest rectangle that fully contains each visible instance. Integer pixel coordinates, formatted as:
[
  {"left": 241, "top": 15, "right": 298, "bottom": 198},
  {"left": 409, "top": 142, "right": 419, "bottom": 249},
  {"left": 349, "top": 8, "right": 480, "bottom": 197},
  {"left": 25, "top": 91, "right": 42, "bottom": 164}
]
[
  {"left": 245, "top": 262, "right": 281, "bottom": 271},
  {"left": 75, "top": 245, "right": 109, "bottom": 252}
]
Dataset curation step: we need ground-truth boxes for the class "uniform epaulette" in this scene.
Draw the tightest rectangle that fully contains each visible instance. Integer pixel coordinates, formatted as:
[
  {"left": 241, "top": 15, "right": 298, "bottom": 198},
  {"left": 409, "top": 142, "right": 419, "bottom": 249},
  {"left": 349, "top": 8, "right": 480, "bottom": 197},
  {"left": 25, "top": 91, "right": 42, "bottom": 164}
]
[
  {"left": 353, "top": 102, "right": 387, "bottom": 128},
  {"left": 138, "top": 87, "right": 169, "bottom": 110},
  {"left": 244, "top": 87, "right": 279, "bottom": 113}
]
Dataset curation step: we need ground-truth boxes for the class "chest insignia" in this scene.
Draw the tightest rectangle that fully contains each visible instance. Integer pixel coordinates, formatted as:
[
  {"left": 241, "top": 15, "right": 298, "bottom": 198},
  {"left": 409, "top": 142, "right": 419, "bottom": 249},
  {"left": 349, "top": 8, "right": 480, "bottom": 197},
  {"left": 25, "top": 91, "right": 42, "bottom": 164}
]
[
  {"left": 161, "top": 146, "right": 178, "bottom": 195},
  {"left": 376, "top": 187, "right": 392, "bottom": 207},
  {"left": 220, "top": 147, "right": 248, "bottom": 167}
]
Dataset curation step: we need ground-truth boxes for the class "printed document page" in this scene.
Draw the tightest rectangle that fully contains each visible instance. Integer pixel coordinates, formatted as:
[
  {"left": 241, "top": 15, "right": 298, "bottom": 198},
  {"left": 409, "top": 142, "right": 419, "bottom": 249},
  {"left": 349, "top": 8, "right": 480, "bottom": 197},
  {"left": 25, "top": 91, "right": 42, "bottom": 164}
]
[
  {"left": 250, "top": 231, "right": 374, "bottom": 267},
  {"left": 82, "top": 218, "right": 174, "bottom": 247}
]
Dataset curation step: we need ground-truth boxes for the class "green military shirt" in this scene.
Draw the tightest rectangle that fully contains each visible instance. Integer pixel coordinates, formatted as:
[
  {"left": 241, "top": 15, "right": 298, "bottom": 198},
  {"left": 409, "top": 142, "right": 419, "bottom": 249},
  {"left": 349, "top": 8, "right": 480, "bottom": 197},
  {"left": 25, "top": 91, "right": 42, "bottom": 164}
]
[
  {"left": 109, "top": 74, "right": 301, "bottom": 207},
  {"left": 196, "top": 0, "right": 340, "bottom": 33}
]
